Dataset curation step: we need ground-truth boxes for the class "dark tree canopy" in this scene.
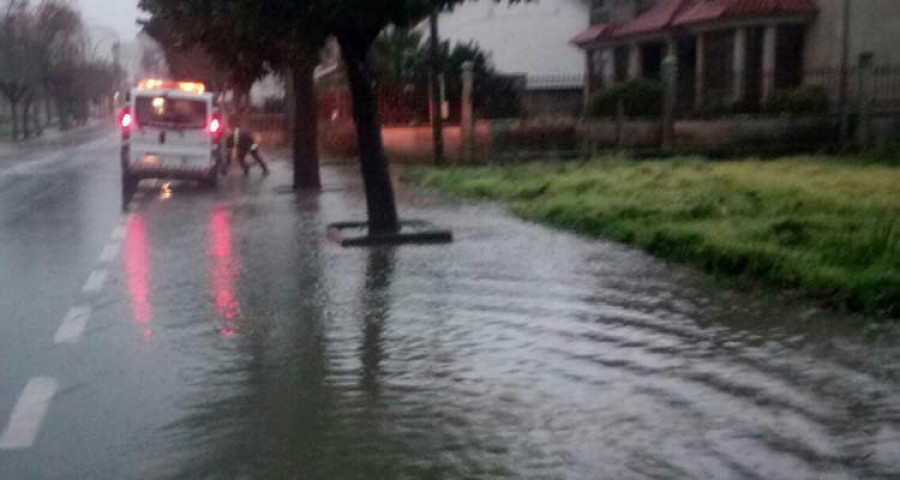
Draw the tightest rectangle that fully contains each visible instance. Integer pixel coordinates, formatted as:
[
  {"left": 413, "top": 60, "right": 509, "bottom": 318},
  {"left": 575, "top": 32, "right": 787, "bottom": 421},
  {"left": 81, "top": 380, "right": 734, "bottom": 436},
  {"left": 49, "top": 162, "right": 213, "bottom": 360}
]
[
  {"left": 139, "top": 0, "right": 523, "bottom": 230},
  {"left": 139, "top": 0, "right": 331, "bottom": 189}
]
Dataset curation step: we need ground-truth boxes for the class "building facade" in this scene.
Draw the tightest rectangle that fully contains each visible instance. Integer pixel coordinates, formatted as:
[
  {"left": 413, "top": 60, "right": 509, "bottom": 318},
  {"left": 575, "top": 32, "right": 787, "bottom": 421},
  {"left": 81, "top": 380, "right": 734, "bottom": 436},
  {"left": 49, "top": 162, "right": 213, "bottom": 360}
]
[
  {"left": 439, "top": 0, "right": 590, "bottom": 77},
  {"left": 573, "top": 0, "right": 900, "bottom": 112}
]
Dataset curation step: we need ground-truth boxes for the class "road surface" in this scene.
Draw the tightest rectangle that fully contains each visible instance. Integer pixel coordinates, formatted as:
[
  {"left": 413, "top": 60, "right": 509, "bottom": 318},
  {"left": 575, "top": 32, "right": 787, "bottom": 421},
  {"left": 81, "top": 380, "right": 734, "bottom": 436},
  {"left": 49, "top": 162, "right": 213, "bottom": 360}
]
[{"left": 0, "top": 132, "right": 899, "bottom": 479}]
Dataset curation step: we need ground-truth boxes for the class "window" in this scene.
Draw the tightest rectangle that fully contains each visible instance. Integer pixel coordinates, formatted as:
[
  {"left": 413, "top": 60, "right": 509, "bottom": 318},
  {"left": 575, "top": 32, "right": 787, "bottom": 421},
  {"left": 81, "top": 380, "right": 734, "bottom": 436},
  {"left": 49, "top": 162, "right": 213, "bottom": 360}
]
[
  {"left": 615, "top": 46, "right": 630, "bottom": 82},
  {"left": 135, "top": 96, "right": 207, "bottom": 129},
  {"left": 590, "top": 0, "right": 610, "bottom": 24},
  {"left": 636, "top": 0, "right": 657, "bottom": 14}
]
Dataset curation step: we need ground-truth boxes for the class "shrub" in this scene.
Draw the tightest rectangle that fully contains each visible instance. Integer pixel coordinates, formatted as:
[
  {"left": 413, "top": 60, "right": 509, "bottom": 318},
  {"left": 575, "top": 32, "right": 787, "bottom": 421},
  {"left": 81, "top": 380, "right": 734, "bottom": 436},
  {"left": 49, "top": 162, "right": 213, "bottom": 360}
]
[
  {"left": 765, "top": 85, "right": 831, "bottom": 115},
  {"left": 588, "top": 79, "right": 663, "bottom": 118}
]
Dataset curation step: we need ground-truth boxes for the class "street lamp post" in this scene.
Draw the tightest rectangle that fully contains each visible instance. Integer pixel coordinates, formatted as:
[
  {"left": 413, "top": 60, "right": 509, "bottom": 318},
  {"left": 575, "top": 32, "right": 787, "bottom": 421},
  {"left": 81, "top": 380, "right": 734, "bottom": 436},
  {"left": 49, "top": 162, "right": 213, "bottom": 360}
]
[{"left": 839, "top": 0, "right": 852, "bottom": 144}]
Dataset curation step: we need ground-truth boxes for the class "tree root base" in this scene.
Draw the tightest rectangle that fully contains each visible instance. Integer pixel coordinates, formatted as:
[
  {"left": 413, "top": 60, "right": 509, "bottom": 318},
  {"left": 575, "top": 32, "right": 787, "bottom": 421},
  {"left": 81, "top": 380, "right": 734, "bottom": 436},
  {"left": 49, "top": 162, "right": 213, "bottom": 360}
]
[{"left": 327, "top": 220, "right": 453, "bottom": 247}]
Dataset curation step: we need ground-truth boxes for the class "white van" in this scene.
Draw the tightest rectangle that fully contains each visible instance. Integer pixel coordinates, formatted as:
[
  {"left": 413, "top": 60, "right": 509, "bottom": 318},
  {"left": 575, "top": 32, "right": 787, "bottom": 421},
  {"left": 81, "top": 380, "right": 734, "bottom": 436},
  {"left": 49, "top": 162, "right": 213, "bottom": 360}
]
[{"left": 119, "top": 80, "right": 224, "bottom": 195}]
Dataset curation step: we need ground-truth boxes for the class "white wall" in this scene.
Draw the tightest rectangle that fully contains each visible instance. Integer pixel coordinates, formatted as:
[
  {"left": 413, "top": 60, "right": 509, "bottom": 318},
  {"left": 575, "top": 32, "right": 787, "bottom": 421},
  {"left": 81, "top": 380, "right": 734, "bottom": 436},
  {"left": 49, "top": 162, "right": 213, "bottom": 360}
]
[
  {"left": 805, "top": 0, "right": 900, "bottom": 69},
  {"left": 438, "top": 0, "right": 590, "bottom": 76},
  {"left": 250, "top": 75, "right": 285, "bottom": 106}
]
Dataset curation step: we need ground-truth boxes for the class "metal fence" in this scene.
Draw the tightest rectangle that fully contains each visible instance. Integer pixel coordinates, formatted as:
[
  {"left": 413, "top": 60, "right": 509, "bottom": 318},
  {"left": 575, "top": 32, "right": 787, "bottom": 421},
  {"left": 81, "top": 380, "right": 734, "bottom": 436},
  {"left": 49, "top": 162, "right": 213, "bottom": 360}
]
[
  {"left": 484, "top": 66, "right": 900, "bottom": 121},
  {"left": 249, "top": 64, "right": 900, "bottom": 157},
  {"left": 319, "top": 84, "right": 431, "bottom": 127},
  {"left": 518, "top": 75, "right": 584, "bottom": 119}
]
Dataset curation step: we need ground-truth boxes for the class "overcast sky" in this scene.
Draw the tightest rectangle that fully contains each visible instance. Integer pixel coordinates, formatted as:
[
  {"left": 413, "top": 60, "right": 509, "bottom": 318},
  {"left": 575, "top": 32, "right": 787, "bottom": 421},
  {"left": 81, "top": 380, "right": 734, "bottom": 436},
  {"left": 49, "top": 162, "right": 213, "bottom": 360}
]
[{"left": 76, "top": 0, "right": 142, "bottom": 41}]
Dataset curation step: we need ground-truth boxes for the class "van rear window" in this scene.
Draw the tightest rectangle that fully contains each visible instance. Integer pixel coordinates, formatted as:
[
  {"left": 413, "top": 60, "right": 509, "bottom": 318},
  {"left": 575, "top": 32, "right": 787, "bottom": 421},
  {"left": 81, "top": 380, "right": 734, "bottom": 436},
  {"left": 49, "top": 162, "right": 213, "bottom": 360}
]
[{"left": 135, "top": 96, "right": 207, "bottom": 129}]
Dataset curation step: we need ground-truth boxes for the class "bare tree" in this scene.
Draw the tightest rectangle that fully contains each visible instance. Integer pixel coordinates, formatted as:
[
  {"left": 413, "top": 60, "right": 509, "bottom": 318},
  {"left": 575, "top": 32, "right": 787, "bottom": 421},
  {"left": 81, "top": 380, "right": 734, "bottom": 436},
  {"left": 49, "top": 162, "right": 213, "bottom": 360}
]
[
  {"left": 36, "top": 0, "right": 90, "bottom": 130},
  {"left": 0, "top": 0, "right": 41, "bottom": 140}
]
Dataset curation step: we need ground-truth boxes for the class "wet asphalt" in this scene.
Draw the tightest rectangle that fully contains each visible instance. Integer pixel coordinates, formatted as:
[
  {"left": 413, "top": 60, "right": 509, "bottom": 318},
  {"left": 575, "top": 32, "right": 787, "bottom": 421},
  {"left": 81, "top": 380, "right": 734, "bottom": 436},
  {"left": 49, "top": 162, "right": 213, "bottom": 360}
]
[{"left": 0, "top": 131, "right": 899, "bottom": 479}]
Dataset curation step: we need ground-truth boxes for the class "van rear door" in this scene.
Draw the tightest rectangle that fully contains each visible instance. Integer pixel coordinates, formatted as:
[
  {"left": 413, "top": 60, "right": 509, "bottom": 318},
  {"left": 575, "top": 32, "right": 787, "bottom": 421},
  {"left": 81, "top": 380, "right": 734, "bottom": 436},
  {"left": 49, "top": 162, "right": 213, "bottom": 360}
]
[{"left": 131, "top": 93, "right": 212, "bottom": 162}]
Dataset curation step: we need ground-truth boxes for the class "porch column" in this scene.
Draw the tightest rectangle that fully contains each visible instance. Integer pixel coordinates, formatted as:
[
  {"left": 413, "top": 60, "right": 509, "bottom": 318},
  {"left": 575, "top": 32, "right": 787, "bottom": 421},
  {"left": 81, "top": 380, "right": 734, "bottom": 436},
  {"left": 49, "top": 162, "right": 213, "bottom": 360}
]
[
  {"left": 762, "top": 25, "right": 777, "bottom": 100},
  {"left": 732, "top": 28, "right": 747, "bottom": 104},
  {"left": 603, "top": 48, "right": 615, "bottom": 85},
  {"left": 584, "top": 50, "right": 595, "bottom": 114},
  {"left": 694, "top": 33, "right": 705, "bottom": 111},
  {"left": 628, "top": 43, "right": 642, "bottom": 79},
  {"left": 585, "top": 49, "right": 596, "bottom": 90}
]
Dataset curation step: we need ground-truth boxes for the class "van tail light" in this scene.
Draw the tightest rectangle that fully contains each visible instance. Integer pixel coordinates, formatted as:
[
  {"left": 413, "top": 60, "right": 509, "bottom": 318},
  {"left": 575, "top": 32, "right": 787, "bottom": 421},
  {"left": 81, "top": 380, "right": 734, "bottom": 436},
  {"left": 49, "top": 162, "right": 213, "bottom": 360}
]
[
  {"left": 209, "top": 114, "right": 223, "bottom": 141},
  {"left": 119, "top": 108, "right": 133, "bottom": 139}
]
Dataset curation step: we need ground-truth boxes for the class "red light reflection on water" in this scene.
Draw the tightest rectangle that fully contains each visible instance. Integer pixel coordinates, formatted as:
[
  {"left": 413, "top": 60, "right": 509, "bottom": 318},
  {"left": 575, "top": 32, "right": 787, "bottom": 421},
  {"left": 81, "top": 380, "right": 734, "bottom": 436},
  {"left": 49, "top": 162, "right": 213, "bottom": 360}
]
[
  {"left": 124, "top": 214, "right": 153, "bottom": 339},
  {"left": 210, "top": 206, "right": 243, "bottom": 336}
]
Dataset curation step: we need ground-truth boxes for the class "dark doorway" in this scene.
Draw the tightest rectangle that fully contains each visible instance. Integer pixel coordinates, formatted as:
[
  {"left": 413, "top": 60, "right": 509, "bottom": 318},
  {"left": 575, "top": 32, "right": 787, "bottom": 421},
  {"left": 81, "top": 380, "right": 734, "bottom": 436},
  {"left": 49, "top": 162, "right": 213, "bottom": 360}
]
[
  {"left": 744, "top": 27, "right": 765, "bottom": 109},
  {"left": 776, "top": 24, "right": 805, "bottom": 89},
  {"left": 615, "top": 46, "right": 630, "bottom": 82},
  {"left": 642, "top": 42, "right": 665, "bottom": 80},
  {"left": 676, "top": 36, "right": 697, "bottom": 114},
  {"left": 704, "top": 31, "right": 735, "bottom": 107}
]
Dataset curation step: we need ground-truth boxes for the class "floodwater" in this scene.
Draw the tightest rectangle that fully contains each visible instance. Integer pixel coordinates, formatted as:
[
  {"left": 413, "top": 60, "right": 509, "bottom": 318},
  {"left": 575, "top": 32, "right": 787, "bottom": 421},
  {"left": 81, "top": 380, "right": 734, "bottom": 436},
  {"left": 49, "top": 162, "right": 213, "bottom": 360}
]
[
  {"left": 0, "top": 144, "right": 897, "bottom": 479},
  {"left": 152, "top": 168, "right": 900, "bottom": 479}
]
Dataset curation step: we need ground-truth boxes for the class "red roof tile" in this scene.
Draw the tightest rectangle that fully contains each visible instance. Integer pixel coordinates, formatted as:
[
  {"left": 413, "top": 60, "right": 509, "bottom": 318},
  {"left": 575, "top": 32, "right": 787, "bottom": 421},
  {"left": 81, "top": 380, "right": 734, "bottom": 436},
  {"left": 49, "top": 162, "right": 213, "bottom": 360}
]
[
  {"left": 571, "top": 23, "right": 618, "bottom": 46},
  {"left": 674, "top": 0, "right": 818, "bottom": 26},
  {"left": 573, "top": 0, "right": 819, "bottom": 46},
  {"left": 614, "top": 0, "right": 694, "bottom": 37}
]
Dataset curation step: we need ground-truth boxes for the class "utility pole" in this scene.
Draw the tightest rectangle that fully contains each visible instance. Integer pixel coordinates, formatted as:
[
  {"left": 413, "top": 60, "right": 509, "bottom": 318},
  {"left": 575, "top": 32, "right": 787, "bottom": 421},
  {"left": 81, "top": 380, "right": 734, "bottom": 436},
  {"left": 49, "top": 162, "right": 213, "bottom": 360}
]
[
  {"left": 839, "top": 0, "right": 852, "bottom": 144},
  {"left": 839, "top": 0, "right": 852, "bottom": 108},
  {"left": 429, "top": 10, "right": 445, "bottom": 166},
  {"left": 112, "top": 42, "right": 123, "bottom": 113},
  {"left": 661, "top": 55, "right": 677, "bottom": 152}
]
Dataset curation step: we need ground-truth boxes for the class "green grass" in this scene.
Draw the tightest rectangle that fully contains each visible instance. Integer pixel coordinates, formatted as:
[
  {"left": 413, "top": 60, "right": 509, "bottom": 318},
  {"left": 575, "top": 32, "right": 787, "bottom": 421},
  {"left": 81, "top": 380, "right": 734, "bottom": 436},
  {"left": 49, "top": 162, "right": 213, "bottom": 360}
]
[{"left": 405, "top": 157, "right": 900, "bottom": 316}]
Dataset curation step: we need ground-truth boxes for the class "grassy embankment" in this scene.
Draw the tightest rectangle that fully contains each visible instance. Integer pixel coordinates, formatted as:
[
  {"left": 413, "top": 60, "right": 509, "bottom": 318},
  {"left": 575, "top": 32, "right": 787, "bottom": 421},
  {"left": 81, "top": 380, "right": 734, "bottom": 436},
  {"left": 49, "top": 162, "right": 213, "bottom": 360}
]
[{"left": 406, "top": 157, "right": 900, "bottom": 316}]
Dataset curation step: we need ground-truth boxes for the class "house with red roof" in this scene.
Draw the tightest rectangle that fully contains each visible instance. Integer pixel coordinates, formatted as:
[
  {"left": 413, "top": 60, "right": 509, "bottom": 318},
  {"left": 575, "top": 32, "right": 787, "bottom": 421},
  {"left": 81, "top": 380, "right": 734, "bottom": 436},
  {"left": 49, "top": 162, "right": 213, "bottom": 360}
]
[{"left": 573, "top": 0, "right": 900, "bottom": 112}]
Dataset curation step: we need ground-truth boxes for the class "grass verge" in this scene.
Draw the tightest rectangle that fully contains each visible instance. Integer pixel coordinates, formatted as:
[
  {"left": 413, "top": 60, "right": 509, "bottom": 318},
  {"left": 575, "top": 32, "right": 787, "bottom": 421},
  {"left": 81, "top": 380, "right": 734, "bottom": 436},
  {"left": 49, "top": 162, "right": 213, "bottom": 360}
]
[{"left": 405, "top": 157, "right": 900, "bottom": 317}]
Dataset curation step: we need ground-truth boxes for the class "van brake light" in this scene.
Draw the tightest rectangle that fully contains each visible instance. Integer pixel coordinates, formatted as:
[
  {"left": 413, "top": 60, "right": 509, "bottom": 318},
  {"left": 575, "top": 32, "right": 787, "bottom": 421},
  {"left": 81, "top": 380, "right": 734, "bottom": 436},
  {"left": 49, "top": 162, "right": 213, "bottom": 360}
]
[{"left": 120, "top": 108, "right": 133, "bottom": 129}]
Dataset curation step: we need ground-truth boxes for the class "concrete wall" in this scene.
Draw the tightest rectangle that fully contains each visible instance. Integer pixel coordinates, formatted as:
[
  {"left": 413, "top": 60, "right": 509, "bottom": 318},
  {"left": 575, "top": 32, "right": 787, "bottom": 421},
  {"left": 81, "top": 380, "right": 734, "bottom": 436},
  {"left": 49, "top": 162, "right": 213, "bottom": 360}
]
[
  {"left": 805, "top": 0, "right": 900, "bottom": 69},
  {"left": 319, "top": 121, "right": 493, "bottom": 164},
  {"left": 522, "top": 89, "right": 584, "bottom": 119},
  {"left": 255, "top": 113, "right": 841, "bottom": 163},
  {"left": 438, "top": 0, "right": 589, "bottom": 76}
]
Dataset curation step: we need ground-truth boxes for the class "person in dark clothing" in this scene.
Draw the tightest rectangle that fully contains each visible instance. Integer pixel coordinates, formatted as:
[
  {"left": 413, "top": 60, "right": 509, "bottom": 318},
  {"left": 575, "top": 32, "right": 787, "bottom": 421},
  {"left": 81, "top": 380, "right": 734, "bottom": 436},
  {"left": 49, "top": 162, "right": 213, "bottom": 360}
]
[{"left": 225, "top": 127, "right": 270, "bottom": 175}]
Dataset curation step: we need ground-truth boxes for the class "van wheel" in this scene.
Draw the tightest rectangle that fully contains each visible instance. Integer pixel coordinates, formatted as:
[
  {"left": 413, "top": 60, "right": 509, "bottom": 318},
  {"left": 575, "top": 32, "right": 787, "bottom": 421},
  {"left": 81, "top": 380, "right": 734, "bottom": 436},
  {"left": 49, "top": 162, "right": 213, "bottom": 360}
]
[{"left": 203, "top": 171, "right": 218, "bottom": 189}]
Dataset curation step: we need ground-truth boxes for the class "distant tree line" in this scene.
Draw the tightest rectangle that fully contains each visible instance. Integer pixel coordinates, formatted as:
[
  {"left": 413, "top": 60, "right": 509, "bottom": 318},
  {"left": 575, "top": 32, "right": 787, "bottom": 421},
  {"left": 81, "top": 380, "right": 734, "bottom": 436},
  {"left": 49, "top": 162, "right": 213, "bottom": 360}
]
[{"left": 0, "top": 0, "right": 124, "bottom": 141}]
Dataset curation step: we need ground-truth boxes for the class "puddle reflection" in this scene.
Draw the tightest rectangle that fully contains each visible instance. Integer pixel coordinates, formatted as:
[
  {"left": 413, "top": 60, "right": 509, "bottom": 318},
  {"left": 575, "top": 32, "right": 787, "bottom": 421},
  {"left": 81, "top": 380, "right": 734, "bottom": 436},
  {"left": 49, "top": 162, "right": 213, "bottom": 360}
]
[
  {"left": 360, "top": 248, "right": 396, "bottom": 401},
  {"left": 124, "top": 214, "right": 153, "bottom": 339},
  {"left": 209, "top": 206, "right": 243, "bottom": 337}
]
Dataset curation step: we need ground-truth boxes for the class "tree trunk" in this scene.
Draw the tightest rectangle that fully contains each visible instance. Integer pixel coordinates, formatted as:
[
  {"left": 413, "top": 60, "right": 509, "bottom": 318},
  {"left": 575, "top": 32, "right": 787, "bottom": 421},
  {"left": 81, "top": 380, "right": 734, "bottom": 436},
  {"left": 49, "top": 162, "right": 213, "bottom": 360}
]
[
  {"left": 44, "top": 96, "right": 52, "bottom": 129},
  {"left": 339, "top": 36, "right": 400, "bottom": 233},
  {"left": 57, "top": 97, "right": 71, "bottom": 131},
  {"left": 9, "top": 100, "right": 19, "bottom": 141},
  {"left": 292, "top": 62, "right": 322, "bottom": 190},
  {"left": 22, "top": 95, "right": 32, "bottom": 140}
]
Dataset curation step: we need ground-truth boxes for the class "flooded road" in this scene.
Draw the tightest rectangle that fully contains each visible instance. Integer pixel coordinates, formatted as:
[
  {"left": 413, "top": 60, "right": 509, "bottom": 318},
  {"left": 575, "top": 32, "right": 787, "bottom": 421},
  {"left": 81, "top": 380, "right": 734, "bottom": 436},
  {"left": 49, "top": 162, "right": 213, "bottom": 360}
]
[{"left": 0, "top": 138, "right": 898, "bottom": 479}]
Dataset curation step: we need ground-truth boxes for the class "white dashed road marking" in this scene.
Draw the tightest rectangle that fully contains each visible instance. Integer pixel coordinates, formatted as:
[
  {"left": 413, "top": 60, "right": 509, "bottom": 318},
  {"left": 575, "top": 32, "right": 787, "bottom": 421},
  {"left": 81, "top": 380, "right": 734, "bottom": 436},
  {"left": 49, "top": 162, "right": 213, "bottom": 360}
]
[
  {"left": 111, "top": 225, "right": 127, "bottom": 241},
  {"left": 98, "top": 243, "right": 121, "bottom": 264},
  {"left": 54, "top": 306, "right": 92, "bottom": 345},
  {"left": 2, "top": 136, "right": 132, "bottom": 452},
  {"left": 81, "top": 270, "right": 108, "bottom": 295},
  {"left": 0, "top": 377, "right": 59, "bottom": 450}
]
